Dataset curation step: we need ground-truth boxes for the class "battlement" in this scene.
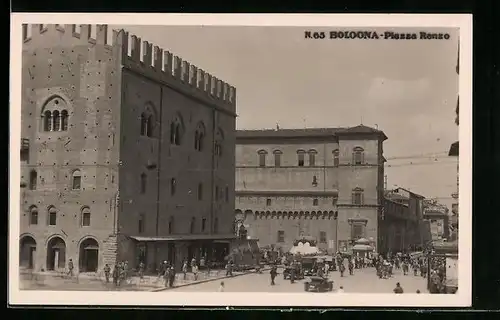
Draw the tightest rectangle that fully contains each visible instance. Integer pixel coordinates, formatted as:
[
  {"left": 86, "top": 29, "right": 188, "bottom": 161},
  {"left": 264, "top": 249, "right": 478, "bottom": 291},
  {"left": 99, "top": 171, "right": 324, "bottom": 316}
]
[{"left": 22, "top": 24, "right": 236, "bottom": 110}]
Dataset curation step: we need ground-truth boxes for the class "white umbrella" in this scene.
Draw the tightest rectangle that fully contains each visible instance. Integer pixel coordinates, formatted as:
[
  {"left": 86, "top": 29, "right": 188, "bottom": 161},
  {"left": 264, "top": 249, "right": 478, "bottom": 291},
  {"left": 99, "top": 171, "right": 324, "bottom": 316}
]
[{"left": 289, "top": 242, "right": 321, "bottom": 255}]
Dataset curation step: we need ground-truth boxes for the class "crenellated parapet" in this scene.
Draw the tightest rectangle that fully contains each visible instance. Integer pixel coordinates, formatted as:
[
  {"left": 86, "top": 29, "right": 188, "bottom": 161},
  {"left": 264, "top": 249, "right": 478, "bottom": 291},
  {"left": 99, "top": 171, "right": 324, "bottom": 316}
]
[{"left": 22, "top": 24, "right": 236, "bottom": 111}]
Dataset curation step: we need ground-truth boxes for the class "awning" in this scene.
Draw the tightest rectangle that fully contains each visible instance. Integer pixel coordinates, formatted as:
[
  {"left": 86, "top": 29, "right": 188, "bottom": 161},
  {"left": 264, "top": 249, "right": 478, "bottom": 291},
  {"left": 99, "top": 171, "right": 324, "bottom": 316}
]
[{"left": 128, "top": 234, "right": 237, "bottom": 242}]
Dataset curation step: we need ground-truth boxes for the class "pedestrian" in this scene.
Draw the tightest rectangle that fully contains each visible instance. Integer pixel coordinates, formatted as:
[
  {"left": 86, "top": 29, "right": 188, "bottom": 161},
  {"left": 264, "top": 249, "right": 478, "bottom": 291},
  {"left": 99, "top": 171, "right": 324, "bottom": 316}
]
[
  {"left": 348, "top": 260, "right": 354, "bottom": 275},
  {"left": 169, "top": 266, "right": 176, "bottom": 288},
  {"left": 339, "top": 263, "right": 345, "bottom": 277},
  {"left": 337, "top": 286, "right": 344, "bottom": 293},
  {"left": 270, "top": 266, "right": 277, "bottom": 285},
  {"left": 138, "top": 261, "right": 145, "bottom": 279},
  {"left": 112, "top": 264, "right": 119, "bottom": 286},
  {"left": 219, "top": 281, "right": 225, "bottom": 292},
  {"left": 67, "top": 259, "right": 74, "bottom": 277},
  {"left": 192, "top": 264, "right": 199, "bottom": 281},
  {"left": 182, "top": 260, "right": 188, "bottom": 280},
  {"left": 402, "top": 261, "right": 409, "bottom": 276},
  {"left": 163, "top": 267, "right": 170, "bottom": 287},
  {"left": 393, "top": 282, "right": 404, "bottom": 294},
  {"left": 104, "top": 264, "right": 111, "bottom": 283}
]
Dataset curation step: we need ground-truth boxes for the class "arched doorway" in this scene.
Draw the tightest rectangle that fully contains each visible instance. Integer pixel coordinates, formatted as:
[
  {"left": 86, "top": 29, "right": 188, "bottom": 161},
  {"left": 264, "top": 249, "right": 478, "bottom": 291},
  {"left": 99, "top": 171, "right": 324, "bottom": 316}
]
[
  {"left": 20, "top": 236, "right": 37, "bottom": 269},
  {"left": 79, "top": 238, "right": 99, "bottom": 272},
  {"left": 46, "top": 236, "right": 66, "bottom": 271}
]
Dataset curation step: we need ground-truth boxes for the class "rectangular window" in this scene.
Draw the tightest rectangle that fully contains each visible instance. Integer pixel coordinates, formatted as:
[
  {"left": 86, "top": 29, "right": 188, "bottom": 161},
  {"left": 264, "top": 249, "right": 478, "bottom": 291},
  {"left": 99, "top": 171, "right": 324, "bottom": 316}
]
[
  {"left": 202, "top": 218, "right": 206, "bottom": 232},
  {"left": 49, "top": 212, "right": 57, "bottom": 226},
  {"left": 266, "top": 198, "right": 272, "bottom": 206},
  {"left": 225, "top": 186, "right": 229, "bottom": 202},
  {"left": 170, "top": 178, "right": 176, "bottom": 195},
  {"left": 215, "top": 186, "right": 219, "bottom": 200},
  {"left": 298, "top": 153, "right": 305, "bottom": 167},
  {"left": 259, "top": 153, "right": 266, "bottom": 167},
  {"left": 313, "top": 198, "right": 319, "bottom": 206},
  {"left": 198, "top": 183, "right": 203, "bottom": 200},
  {"left": 138, "top": 214, "right": 145, "bottom": 233},
  {"left": 82, "top": 212, "right": 91, "bottom": 226},
  {"left": 309, "top": 153, "right": 316, "bottom": 166},
  {"left": 277, "top": 230, "right": 285, "bottom": 243},
  {"left": 30, "top": 212, "right": 38, "bottom": 225},
  {"left": 319, "top": 231, "right": 327, "bottom": 243},
  {"left": 333, "top": 150, "right": 339, "bottom": 167},
  {"left": 274, "top": 153, "right": 281, "bottom": 167},
  {"left": 72, "top": 176, "right": 82, "bottom": 190},
  {"left": 352, "top": 192, "right": 363, "bottom": 205}
]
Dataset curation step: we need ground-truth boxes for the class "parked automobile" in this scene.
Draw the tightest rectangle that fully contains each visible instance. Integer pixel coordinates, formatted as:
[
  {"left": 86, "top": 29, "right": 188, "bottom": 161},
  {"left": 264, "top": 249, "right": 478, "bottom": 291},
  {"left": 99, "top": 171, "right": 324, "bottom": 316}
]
[{"left": 304, "top": 276, "right": 334, "bottom": 292}]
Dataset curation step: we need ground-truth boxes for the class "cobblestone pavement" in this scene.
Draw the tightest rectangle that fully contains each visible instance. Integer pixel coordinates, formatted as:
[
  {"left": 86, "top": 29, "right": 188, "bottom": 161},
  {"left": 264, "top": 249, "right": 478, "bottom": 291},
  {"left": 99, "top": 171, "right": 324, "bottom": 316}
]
[
  {"left": 19, "top": 269, "right": 255, "bottom": 291},
  {"left": 166, "top": 267, "right": 429, "bottom": 293}
]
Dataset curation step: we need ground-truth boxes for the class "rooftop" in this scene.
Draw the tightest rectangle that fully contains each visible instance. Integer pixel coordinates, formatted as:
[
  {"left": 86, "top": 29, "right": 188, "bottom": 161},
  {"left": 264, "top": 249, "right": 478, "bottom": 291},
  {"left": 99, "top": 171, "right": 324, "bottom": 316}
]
[{"left": 236, "top": 125, "right": 388, "bottom": 140}]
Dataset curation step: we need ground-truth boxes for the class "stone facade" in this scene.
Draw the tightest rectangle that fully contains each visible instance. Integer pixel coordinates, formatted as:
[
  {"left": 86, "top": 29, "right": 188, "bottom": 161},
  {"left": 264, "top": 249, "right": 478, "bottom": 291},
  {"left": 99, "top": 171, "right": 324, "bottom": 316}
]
[
  {"left": 380, "top": 188, "right": 426, "bottom": 253},
  {"left": 19, "top": 24, "right": 236, "bottom": 273},
  {"left": 234, "top": 126, "right": 387, "bottom": 253}
]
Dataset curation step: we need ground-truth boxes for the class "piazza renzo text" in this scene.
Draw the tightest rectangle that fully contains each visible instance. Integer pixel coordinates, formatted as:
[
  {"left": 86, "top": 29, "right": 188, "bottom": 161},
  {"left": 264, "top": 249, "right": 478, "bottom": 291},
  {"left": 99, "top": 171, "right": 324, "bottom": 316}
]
[{"left": 304, "top": 31, "right": 451, "bottom": 40}]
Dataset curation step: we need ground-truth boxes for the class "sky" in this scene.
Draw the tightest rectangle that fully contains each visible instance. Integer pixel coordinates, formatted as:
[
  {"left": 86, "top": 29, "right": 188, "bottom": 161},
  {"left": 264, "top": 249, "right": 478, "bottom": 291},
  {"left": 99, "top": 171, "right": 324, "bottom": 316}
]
[{"left": 113, "top": 25, "right": 459, "bottom": 209}]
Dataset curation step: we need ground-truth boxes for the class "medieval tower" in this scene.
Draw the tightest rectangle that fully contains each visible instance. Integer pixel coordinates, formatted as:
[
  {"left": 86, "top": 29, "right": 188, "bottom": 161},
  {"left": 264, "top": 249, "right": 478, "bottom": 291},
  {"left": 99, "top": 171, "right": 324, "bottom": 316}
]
[{"left": 19, "top": 24, "right": 237, "bottom": 273}]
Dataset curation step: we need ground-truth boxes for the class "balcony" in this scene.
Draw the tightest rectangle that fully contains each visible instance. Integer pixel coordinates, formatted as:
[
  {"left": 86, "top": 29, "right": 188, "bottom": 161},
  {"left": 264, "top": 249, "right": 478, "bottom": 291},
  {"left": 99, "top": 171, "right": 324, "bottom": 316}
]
[{"left": 21, "top": 138, "right": 29, "bottom": 150}]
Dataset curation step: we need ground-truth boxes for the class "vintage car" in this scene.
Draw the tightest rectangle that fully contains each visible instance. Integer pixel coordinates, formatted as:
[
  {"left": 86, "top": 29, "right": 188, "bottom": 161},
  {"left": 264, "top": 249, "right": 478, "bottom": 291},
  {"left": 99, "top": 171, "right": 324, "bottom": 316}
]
[
  {"left": 301, "top": 257, "right": 317, "bottom": 276},
  {"left": 304, "top": 276, "right": 334, "bottom": 292},
  {"left": 283, "top": 264, "right": 304, "bottom": 280}
]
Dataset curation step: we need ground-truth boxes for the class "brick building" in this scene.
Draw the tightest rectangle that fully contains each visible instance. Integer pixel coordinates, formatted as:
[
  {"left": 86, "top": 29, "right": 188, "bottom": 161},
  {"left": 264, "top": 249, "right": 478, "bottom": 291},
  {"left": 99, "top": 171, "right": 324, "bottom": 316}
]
[
  {"left": 379, "top": 188, "right": 427, "bottom": 253},
  {"left": 19, "top": 24, "right": 236, "bottom": 273},
  {"left": 234, "top": 126, "right": 387, "bottom": 253}
]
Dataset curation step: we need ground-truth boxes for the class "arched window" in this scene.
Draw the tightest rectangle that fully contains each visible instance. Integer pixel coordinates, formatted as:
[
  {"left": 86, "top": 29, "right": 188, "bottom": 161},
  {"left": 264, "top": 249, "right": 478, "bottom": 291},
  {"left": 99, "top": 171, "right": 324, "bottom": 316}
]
[
  {"left": 29, "top": 170, "right": 37, "bottom": 190},
  {"left": 29, "top": 206, "right": 38, "bottom": 225},
  {"left": 190, "top": 217, "right": 196, "bottom": 234},
  {"left": 171, "top": 114, "right": 184, "bottom": 146},
  {"left": 72, "top": 170, "right": 82, "bottom": 190},
  {"left": 48, "top": 206, "right": 57, "bottom": 226},
  {"left": 41, "top": 96, "right": 70, "bottom": 132},
  {"left": 147, "top": 115, "right": 153, "bottom": 137},
  {"left": 140, "top": 173, "right": 147, "bottom": 194},
  {"left": 215, "top": 128, "right": 224, "bottom": 157},
  {"left": 61, "top": 110, "right": 69, "bottom": 131},
  {"left": 194, "top": 122, "right": 206, "bottom": 152},
  {"left": 352, "top": 187, "right": 364, "bottom": 205},
  {"left": 308, "top": 149, "right": 317, "bottom": 166},
  {"left": 170, "top": 178, "right": 176, "bottom": 195},
  {"left": 352, "top": 147, "right": 365, "bottom": 165},
  {"left": 81, "top": 206, "right": 91, "bottom": 227},
  {"left": 201, "top": 218, "right": 207, "bottom": 232},
  {"left": 258, "top": 150, "right": 268, "bottom": 167},
  {"left": 333, "top": 149, "right": 339, "bottom": 167},
  {"left": 213, "top": 217, "right": 219, "bottom": 233},
  {"left": 168, "top": 216, "right": 174, "bottom": 234},
  {"left": 297, "top": 149, "right": 306, "bottom": 167},
  {"left": 273, "top": 150, "right": 282, "bottom": 167},
  {"left": 52, "top": 110, "right": 61, "bottom": 131},
  {"left": 43, "top": 110, "right": 52, "bottom": 132}
]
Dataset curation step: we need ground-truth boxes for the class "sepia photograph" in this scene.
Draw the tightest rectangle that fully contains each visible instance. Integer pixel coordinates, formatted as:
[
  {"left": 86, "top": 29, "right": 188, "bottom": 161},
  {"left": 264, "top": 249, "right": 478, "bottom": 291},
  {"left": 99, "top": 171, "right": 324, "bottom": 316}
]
[{"left": 9, "top": 13, "right": 472, "bottom": 307}]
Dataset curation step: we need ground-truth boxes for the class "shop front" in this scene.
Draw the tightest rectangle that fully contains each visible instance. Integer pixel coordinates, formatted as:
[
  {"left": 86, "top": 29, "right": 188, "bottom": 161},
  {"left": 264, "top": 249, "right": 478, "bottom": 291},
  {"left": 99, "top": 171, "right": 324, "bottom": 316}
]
[{"left": 129, "top": 234, "right": 235, "bottom": 271}]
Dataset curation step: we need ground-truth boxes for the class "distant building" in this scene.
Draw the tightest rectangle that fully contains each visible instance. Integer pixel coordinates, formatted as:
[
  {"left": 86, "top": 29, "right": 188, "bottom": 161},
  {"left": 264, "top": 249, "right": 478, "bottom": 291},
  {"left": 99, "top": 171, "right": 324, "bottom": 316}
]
[
  {"left": 19, "top": 24, "right": 236, "bottom": 273},
  {"left": 234, "top": 125, "right": 387, "bottom": 253},
  {"left": 423, "top": 199, "right": 450, "bottom": 241},
  {"left": 380, "top": 187, "right": 426, "bottom": 253}
]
